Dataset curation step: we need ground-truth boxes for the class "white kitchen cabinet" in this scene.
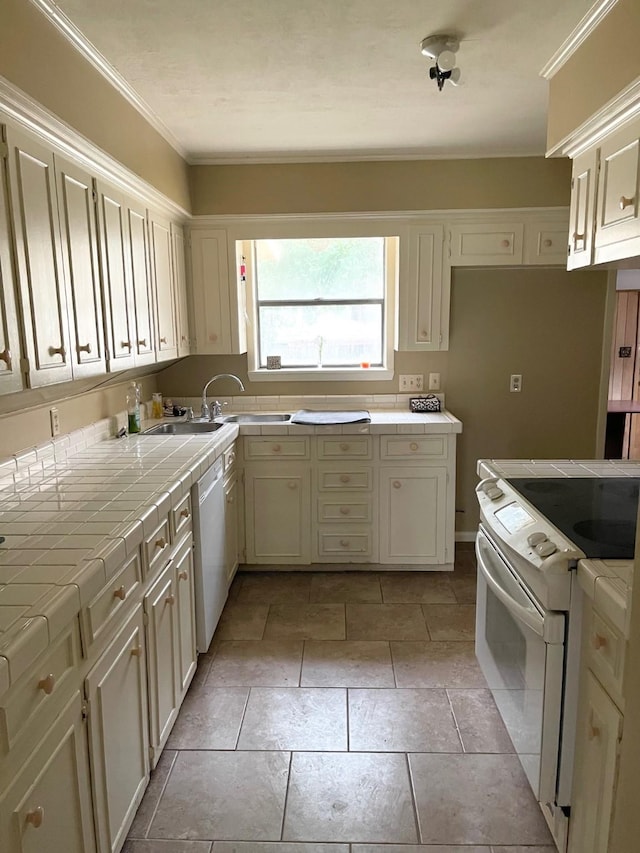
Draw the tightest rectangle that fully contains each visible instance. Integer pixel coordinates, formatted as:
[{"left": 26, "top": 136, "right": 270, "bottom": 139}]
[
  {"left": 594, "top": 120, "right": 640, "bottom": 265},
  {"left": 172, "top": 222, "right": 191, "bottom": 356},
  {"left": 190, "top": 227, "right": 246, "bottom": 354},
  {"left": 224, "top": 469, "right": 240, "bottom": 584},
  {"left": 5, "top": 123, "right": 72, "bottom": 386},
  {"left": 449, "top": 221, "right": 524, "bottom": 266},
  {"left": 523, "top": 218, "right": 569, "bottom": 266},
  {"left": 244, "top": 464, "right": 311, "bottom": 563},
  {"left": 85, "top": 605, "right": 149, "bottom": 853},
  {"left": 567, "top": 147, "right": 599, "bottom": 269},
  {"left": 398, "top": 223, "right": 448, "bottom": 350},
  {"left": 174, "top": 535, "right": 197, "bottom": 697},
  {"left": 0, "top": 130, "right": 24, "bottom": 395},
  {"left": 127, "top": 199, "right": 156, "bottom": 365},
  {"left": 149, "top": 210, "right": 178, "bottom": 362},
  {"left": 0, "top": 691, "right": 96, "bottom": 853},
  {"left": 568, "top": 670, "right": 623, "bottom": 853},
  {"left": 54, "top": 154, "right": 106, "bottom": 378}
]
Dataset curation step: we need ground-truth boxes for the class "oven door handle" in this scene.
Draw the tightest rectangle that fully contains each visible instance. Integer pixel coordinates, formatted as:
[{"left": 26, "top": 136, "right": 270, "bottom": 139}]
[{"left": 476, "top": 535, "right": 545, "bottom": 638}]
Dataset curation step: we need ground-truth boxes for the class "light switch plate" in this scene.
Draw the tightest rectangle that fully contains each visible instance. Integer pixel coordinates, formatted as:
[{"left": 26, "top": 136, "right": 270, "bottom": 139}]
[
  {"left": 399, "top": 374, "right": 424, "bottom": 392},
  {"left": 510, "top": 374, "right": 523, "bottom": 392},
  {"left": 428, "top": 372, "right": 440, "bottom": 391},
  {"left": 50, "top": 407, "right": 60, "bottom": 436}
]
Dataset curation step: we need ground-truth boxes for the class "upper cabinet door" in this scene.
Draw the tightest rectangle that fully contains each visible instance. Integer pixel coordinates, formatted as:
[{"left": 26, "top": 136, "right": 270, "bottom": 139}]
[
  {"left": 595, "top": 120, "right": 640, "bottom": 265},
  {"left": 0, "top": 131, "right": 24, "bottom": 395},
  {"left": 171, "top": 222, "right": 191, "bottom": 356},
  {"left": 399, "top": 224, "right": 447, "bottom": 350},
  {"left": 127, "top": 201, "right": 155, "bottom": 365},
  {"left": 568, "top": 148, "right": 598, "bottom": 269},
  {"left": 6, "top": 124, "right": 72, "bottom": 386},
  {"left": 95, "top": 180, "right": 136, "bottom": 371},
  {"left": 54, "top": 155, "right": 106, "bottom": 378},
  {"left": 149, "top": 212, "right": 178, "bottom": 362},
  {"left": 190, "top": 228, "right": 233, "bottom": 354}
]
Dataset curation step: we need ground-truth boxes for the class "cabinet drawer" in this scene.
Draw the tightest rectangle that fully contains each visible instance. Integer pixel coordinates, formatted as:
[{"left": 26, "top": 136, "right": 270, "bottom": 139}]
[
  {"left": 223, "top": 443, "right": 237, "bottom": 472},
  {"left": 317, "top": 495, "right": 373, "bottom": 523},
  {"left": 143, "top": 516, "right": 171, "bottom": 577},
  {"left": 588, "top": 609, "right": 625, "bottom": 702},
  {"left": 317, "top": 436, "right": 372, "bottom": 460},
  {"left": 318, "top": 467, "right": 373, "bottom": 491},
  {"left": 243, "top": 436, "right": 309, "bottom": 460},
  {"left": 449, "top": 222, "right": 524, "bottom": 266},
  {"left": 523, "top": 222, "right": 568, "bottom": 265},
  {"left": 318, "top": 531, "right": 373, "bottom": 556},
  {"left": 380, "top": 435, "right": 447, "bottom": 460},
  {"left": 0, "top": 621, "right": 81, "bottom": 752},
  {"left": 171, "top": 493, "right": 193, "bottom": 540},
  {"left": 81, "top": 551, "right": 142, "bottom": 648}
]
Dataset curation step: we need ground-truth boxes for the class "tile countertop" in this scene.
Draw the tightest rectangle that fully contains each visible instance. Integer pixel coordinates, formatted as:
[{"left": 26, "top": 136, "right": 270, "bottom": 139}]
[
  {"left": 477, "top": 458, "right": 637, "bottom": 636},
  {"left": 0, "top": 409, "right": 462, "bottom": 697}
]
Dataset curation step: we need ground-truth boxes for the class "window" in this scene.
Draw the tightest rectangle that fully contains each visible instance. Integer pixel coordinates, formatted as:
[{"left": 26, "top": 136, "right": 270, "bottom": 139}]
[{"left": 242, "top": 233, "right": 397, "bottom": 381}]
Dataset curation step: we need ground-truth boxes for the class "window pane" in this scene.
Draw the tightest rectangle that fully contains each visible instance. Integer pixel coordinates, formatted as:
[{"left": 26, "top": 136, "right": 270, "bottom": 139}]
[
  {"left": 259, "top": 304, "right": 383, "bottom": 367},
  {"left": 255, "top": 237, "right": 384, "bottom": 301}
]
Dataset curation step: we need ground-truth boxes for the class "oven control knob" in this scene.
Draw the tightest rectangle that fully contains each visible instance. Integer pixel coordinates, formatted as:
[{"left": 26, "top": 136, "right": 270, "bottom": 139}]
[
  {"left": 485, "top": 486, "right": 504, "bottom": 501},
  {"left": 527, "top": 532, "right": 548, "bottom": 547},
  {"left": 535, "top": 540, "right": 558, "bottom": 558}
]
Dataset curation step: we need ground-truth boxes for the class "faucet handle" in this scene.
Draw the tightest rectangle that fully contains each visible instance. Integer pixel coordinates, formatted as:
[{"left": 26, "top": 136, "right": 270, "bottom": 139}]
[
  {"left": 184, "top": 407, "right": 194, "bottom": 421},
  {"left": 201, "top": 401, "right": 210, "bottom": 420}
]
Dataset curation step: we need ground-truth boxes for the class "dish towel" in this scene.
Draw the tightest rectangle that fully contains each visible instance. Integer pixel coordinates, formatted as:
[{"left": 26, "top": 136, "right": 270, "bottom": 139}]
[{"left": 290, "top": 409, "right": 371, "bottom": 425}]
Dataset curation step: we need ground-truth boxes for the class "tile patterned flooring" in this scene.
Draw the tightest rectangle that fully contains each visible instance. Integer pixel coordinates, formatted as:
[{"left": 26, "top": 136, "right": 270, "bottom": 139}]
[{"left": 124, "top": 548, "right": 556, "bottom": 853}]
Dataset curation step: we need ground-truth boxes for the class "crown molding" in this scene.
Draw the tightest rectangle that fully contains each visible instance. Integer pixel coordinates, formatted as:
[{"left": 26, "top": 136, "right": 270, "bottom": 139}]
[
  {"left": 546, "top": 75, "right": 640, "bottom": 157},
  {"left": 188, "top": 149, "right": 544, "bottom": 166},
  {"left": 28, "top": 0, "right": 188, "bottom": 160},
  {"left": 0, "top": 76, "right": 189, "bottom": 219},
  {"left": 540, "top": 0, "right": 620, "bottom": 80}
]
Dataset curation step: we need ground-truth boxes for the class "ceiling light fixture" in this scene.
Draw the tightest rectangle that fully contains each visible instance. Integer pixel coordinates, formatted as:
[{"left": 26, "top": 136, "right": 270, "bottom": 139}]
[{"left": 420, "top": 34, "right": 461, "bottom": 91}]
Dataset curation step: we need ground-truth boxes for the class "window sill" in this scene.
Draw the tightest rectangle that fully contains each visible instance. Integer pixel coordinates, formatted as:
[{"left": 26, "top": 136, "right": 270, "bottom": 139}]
[{"left": 248, "top": 367, "right": 394, "bottom": 382}]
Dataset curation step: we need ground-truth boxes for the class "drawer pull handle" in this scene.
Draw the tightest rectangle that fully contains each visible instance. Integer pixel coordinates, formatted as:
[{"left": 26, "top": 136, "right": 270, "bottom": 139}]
[
  {"left": 138, "top": 338, "right": 147, "bottom": 348},
  {"left": 181, "top": 334, "right": 188, "bottom": 342},
  {"left": 77, "top": 342, "right": 92, "bottom": 354},
  {"left": 227, "top": 452, "right": 236, "bottom": 464},
  {"left": 113, "top": 585, "right": 127, "bottom": 601},
  {"left": 165, "top": 593, "right": 176, "bottom": 605},
  {"left": 543, "top": 238, "right": 553, "bottom": 247},
  {"left": 340, "top": 443, "right": 350, "bottom": 451},
  {"left": 419, "top": 330, "right": 428, "bottom": 339},
  {"left": 501, "top": 239, "right": 510, "bottom": 248},
  {"left": 272, "top": 444, "right": 281, "bottom": 452},
  {"left": 180, "top": 508, "right": 191, "bottom": 518},
  {"left": 155, "top": 536, "right": 167, "bottom": 550},
  {"left": 287, "top": 481, "right": 297, "bottom": 489},
  {"left": 37, "top": 674, "right": 55, "bottom": 695},
  {"left": 131, "top": 646, "right": 143, "bottom": 657},
  {"left": 48, "top": 345, "right": 66, "bottom": 358},
  {"left": 588, "top": 711, "right": 601, "bottom": 741},
  {"left": 410, "top": 442, "right": 419, "bottom": 451},
  {"left": 339, "top": 506, "right": 350, "bottom": 515},
  {"left": 227, "top": 495, "right": 235, "bottom": 504},
  {"left": 593, "top": 633, "right": 608, "bottom": 650},
  {"left": 25, "top": 806, "right": 44, "bottom": 828},
  {"left": 392, "top": 480, "right": 402, "bottom": 489},
  {"left": 573, "top": 231, "right": 585, "bottom": 244},
  {"left": 340, "top": 539, "right": 350, "bottom": 547},
  {"left": 619, "top": 195, "right": 635, "bottom": 210},
  {"left": 0, "top": 348, "right": 11, "bottom": 368},
  {"left": 160, "top": 336, "right": 168, "bottom": 344},
  {"left": 178, "top": 570, "right": 189, "bottom": 581},
  {"left": 340, "top": 474, "right": 350, "bottom": 484},
  {"left": 121, "top": 340, "right": 132, "bottom": 350}
]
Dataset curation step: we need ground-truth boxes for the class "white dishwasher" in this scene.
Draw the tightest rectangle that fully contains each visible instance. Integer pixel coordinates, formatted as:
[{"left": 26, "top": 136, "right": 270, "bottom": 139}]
[{"left": 191, "top": 457, "right": 227, "bottom": 652}]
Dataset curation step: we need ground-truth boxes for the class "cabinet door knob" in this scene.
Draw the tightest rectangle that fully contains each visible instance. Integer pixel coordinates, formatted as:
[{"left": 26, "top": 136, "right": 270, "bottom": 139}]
[
  {"left": 37, "top": 673, "right": 55, "bottom": 694},
  {"left": 180, "top": 508, "right": 191, "bottom": 518},
  {"left": 155, "top": 536, "right": 167, "bottom": 550},
  {"left": 573, "top": 231, "right": 585, "bottom": 244},
  {"left": 272, "top": 444, "right": 281, "bottom": 452},
  {"left": 588, "top": 711, "right": 601, "bottom": 740},
  {"left": 138, "top": 338, "right": 147, "bottom": 348},
  {"left": 543, "top": 238, "right": 553, "bottom": 248},
  {"left": 419, "top": 330, "right": 428, "bottom": 339},
  {"left": 410, "top": 442, "right": 419, "bottom": 451},
  {"left": 48, "top": 345, "right": 66, "bottom": 358},
  {"left": 340, "top": 474, "right": 350, "bottom": 483},
  {"left": 392, "top": 480, "right": 402, "bottom": 489},
  {"left": 287, "top": 481, "right": 297, "bottom": 489},
  {"left": 340, "top": 443, "right": 350, "bottom": 451},
  {"left": 339, "top": 506, "right": 350, "bottom": 515},
  {"left": 181, "top": 334, "right": 188, "bottom": 342},
  {"left": 339, "top": 539, "right": 350, "bottom": 547},
  {"left": 113, "top": 585, "right": 127, "bottom": 601},
  {"left": 165, "top": 593, "right": 176, "bottom": 605},
  {"left": 619, "top": 195, "right": 635, "bottom": 210},
  {"left": 209, "top": 332, "right": 218, "bottom": 342},
  {"left": 0, "top": 348, "right": 12, "bottom": 369},
  {"left": 25, "top": 806, "right": 44, "bottom": 828},
  {"left": 178, "top": 570, "right": 189, "bottom": 581},
  {"left": 227, "top": 495, "right": 235, "bottom": 504},
  {"left": 130, "top": 646, "right": 143, "bottom": 657},
  {"left": 593, "top": 632, "right": 608, "bottom": 650},
  {"left": 160, "top": 337, "right": 167, "bottom": 344},
  {"left": 77, "top": 342, "right": 92, "bottom": 354},
  {"left": 501, "top": 239, "right": 510, "bottom": 248}
]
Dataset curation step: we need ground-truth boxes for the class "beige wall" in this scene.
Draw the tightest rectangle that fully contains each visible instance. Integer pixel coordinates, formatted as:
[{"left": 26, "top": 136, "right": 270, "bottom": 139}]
[
  {"left": 160, "top": 266, "right": 609, "bottom": 534},
  {"left": 1, "top": 0, "right": 190, "bottom": 210},
  {"left": 547, "top": 0, "right": 640, "bottom": 151},
  {"left": 190, "top": 158, "right": 572, "bottom": 216}
]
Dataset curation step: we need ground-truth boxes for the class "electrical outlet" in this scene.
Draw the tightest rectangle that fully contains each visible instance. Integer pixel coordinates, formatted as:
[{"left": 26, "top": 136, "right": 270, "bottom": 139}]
[
  {"left": 399, "top": 374, "right": 424, "bottom": 392},
  {"left": 510, "top": 374, "right": 523, "bottom": 393},
  {"left": 428, "top": 372, "right": 441, "bottom": 391},
  {"left": 49, "top": 407, "right": 60, "bottom": 436}
]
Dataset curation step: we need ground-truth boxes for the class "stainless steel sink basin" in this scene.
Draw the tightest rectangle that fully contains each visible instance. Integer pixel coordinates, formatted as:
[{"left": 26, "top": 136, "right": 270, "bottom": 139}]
[
  {"left": 221, "top": 413, "right": 291, "bottom": 423},
  {"left": 142, "top": 421, "right": 225, "bottom": 435}
]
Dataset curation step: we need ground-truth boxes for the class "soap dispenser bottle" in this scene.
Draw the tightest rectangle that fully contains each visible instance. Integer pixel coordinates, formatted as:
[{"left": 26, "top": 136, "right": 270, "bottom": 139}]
[{"left": 127, "top": 381, "right": 141, "bottom": 433}]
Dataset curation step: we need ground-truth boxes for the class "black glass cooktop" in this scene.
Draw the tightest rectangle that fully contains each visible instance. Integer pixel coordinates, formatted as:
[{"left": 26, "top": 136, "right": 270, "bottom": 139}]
[{"left": 507, "top": 477, "right": 640, "bottom": 559}]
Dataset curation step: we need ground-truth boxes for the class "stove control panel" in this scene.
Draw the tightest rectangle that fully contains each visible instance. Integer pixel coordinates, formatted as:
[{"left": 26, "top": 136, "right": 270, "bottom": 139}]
[
  {"left": 527, "top": 532, "right": 548, "bottom": 547},
  {"left": 535, "top": 540, "right": 558, "bottom": 558},
  {"left": 479, "top": 479, "right": 504, "bottom": 501}
]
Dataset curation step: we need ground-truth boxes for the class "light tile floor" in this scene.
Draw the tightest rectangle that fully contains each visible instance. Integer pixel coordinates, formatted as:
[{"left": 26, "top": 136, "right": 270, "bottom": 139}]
[{"left": 124, "top": 546, "right": 556, "bottom": 853}]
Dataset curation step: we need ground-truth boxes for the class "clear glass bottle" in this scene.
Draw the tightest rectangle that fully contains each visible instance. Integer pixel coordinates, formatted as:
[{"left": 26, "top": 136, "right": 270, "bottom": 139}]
[{"left": 127, "top": 381, "right": 141, "bottom": 433}]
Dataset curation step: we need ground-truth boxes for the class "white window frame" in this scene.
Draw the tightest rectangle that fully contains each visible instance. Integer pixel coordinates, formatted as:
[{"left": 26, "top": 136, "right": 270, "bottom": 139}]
[{"left": 238, "top": 224, "right": 398, "bottom": 382}]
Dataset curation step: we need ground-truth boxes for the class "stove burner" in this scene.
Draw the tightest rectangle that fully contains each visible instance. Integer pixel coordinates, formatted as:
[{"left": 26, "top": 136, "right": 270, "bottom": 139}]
[
  {"left": 596, "top": 480, "right": 640, "bottom": 500},
  {"left": 573, "top": 519, "right": 636, "bottom": 547}
]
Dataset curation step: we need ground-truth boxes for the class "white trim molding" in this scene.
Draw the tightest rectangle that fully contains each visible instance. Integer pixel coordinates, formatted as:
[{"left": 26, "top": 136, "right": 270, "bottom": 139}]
[
  {"left": 28, "top": 0, "right": 188, "bottom": 160},
  {"left": 540, "top": 0, "right": 620, "bottom": 80}
]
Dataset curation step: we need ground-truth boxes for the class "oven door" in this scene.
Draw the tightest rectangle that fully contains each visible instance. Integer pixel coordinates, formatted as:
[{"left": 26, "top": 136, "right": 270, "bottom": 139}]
[{"left": 475, "top": 526, "right": 565, "bottom": 807}]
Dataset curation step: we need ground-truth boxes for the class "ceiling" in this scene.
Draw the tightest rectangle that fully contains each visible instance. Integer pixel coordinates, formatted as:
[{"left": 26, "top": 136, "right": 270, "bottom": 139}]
[{"left": 51, "top": 0, "right": 594, "bottom": 163}]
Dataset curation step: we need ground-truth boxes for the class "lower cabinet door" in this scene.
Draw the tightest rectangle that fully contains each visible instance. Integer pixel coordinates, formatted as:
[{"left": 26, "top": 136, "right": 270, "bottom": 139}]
[
  {"left": 144, "top": 561, "right": 180, "bottom": 762},
  {"left": 379, "top": 466, "right": 447, "bottom": 564},
  {"left": 85, "top": 605, "right": 150, "bottom": 853},
  {"left": 0, "top": 691, "right": 95, "bottom": 853},
  {"left": 224, "top": 471, "right": 240, "bottom": 584},
  {"left": 244, "top": 465, "right": 311, "bottom": 563},
  {"left": 174, "top": 537, "right": 197, "bottom": 697}
]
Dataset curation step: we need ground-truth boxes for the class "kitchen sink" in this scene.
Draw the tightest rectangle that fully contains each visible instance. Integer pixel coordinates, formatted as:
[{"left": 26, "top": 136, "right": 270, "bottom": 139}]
[
  {"left": 141, "top": 421, "right": 225, "bottom": 435},
  {"left": 221, "top": 413, "right": 291, "bottom": 423}
]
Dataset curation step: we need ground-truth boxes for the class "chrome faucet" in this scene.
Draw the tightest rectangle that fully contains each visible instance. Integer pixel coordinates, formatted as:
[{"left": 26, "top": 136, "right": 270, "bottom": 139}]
[{"left": 201, "top": 373, "right": 245, "bottom": 420}]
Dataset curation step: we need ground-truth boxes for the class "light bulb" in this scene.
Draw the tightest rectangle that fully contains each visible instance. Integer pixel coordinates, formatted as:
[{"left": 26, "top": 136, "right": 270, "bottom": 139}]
[{"left": 437, "top": 49, "right": 456, "bottom": 72}]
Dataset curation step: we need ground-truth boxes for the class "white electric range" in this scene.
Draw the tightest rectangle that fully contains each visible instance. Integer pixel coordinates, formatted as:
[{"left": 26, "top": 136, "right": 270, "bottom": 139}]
[{"left": 475, "top": 458, "right": 638, "bottom": 852}]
